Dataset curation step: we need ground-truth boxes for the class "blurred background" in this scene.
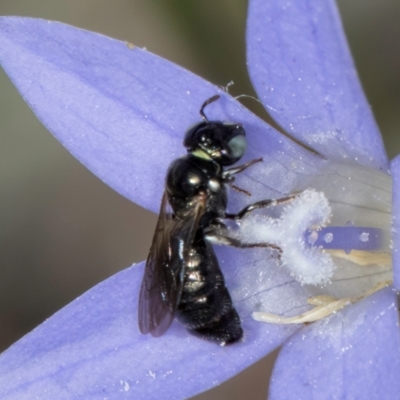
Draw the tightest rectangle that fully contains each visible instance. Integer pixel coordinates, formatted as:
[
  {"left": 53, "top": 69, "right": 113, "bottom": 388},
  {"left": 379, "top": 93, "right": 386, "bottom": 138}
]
[{"left": 0, "top": 1, "right": 399, "bottom": 399}]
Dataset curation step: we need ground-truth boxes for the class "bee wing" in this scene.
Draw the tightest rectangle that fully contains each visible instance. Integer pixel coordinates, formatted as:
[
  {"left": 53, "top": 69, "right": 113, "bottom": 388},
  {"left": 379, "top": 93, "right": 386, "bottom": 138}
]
[{"left": 138, "top": 191, "right": 206, "bottom": 337}]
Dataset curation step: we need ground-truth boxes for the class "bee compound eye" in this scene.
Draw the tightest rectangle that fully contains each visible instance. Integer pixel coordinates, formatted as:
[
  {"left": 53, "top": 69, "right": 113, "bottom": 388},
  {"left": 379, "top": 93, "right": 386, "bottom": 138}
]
[{"left": 227, "top": 134, "right": 247, "bottom": 159}]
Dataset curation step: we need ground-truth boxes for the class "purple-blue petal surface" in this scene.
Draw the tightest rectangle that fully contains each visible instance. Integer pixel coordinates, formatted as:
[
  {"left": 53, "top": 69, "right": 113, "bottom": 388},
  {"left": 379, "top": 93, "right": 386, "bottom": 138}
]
[
  {"left": 269, "top": 287, "right": 400, "bottom": 399},
  {"left": 0, "top": 17, "right": 324, "bottom": 214},
  {"left": 391, "top": 155, "right": 400, "bottom": 290},
  {"left": 247, "top": 0, "right": 388, "bottom": 171},
  {"left": 0, "top": 249, "right": 307, "bottom": 399}
]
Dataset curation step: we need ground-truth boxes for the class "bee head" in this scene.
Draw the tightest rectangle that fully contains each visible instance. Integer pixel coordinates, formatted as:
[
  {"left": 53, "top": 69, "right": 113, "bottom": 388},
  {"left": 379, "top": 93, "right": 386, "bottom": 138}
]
[
  {"left": 183, "top": 95, "right": 247, "bottom": 166},
  {"left": 184, "top": 121, "right": 247, "bottom": 165}
]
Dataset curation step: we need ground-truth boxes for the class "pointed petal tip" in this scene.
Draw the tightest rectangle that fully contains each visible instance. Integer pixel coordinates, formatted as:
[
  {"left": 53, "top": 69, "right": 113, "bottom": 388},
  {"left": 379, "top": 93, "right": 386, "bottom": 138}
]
[{"left": 246, "top": 0, "right": 388, "bottom": 170}]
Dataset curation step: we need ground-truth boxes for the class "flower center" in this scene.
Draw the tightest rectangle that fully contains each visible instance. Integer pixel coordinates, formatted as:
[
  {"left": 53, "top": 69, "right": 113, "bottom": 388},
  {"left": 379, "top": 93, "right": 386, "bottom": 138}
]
[{"left": 240, "top": 161, "right": 392, "bottom": 324}]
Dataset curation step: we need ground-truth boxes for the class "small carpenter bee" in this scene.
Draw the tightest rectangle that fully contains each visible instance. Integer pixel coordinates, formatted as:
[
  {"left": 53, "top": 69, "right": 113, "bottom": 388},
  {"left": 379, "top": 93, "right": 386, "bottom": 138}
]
[{"left": 138, "top": 95, "right": 286, "bottom": 345}]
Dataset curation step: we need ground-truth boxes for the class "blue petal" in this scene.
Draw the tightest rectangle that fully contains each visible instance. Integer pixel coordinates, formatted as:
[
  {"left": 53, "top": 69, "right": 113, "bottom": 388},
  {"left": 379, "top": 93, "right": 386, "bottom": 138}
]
[
  {"left": 391, "top": 155, "right": 400, "bottom": 291},
  {"left": 246, "top": 0, "right": 388, "bottom": 170},
  {"left": 0, "top": 17, "right": 324, "bottom": 214},
  {"left": 0, "top": 257, "right": 305, "bottom": 399},
  {"left": 269, "top": 287, "right": 400, "bottom": 399}
]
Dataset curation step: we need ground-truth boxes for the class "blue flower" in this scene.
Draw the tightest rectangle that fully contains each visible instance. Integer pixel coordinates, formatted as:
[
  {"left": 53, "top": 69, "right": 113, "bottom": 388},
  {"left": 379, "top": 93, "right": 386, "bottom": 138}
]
[{"left": 0, "top": 0, "right": 399, "bottom": 399}]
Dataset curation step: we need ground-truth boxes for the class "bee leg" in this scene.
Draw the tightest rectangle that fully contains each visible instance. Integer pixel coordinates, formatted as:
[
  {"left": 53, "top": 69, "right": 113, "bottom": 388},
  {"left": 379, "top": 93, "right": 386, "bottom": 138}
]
[
  {"left": 229, "top": 184, "right": 252, "bottom": 197},
  {"left": 225, "top": 193, "right": 299, "bottom": 220},
  {"left": 205, "top": 230, "right": 282, "bottom": 258},
  {"left": 222, "top": 157, "right": 263, "bottom": 179},
  {"left": 223, "top": 158, "right": 263, "bottom": 197}
]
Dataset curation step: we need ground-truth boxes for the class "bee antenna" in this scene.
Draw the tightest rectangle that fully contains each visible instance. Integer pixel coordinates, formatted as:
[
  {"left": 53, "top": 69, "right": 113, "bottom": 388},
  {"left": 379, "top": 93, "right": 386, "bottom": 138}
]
[
  {"left": 199, "top": 94, "right": 221, "bottom": 122},
  {"left": 234, "top": 94, "right": 263, "bottom": 105}
]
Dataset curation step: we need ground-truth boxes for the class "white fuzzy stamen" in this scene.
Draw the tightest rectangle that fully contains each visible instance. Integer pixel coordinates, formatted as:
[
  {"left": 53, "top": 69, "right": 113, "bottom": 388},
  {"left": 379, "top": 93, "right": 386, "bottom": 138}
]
[
  {"left": 237, "top": 189, "right": 334, "bottom": 285},
  {"left": 252, "top": 280, "right": 390, "bottom": 324}
]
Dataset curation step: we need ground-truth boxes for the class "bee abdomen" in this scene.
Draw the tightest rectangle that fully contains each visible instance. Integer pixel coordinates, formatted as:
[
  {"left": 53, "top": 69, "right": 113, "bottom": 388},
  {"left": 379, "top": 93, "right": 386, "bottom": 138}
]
[
  {"left": 177, "top": 240, "right": 243, "bottom": 346},
  {"left": 188, "top": 308, "right": 242, "bottom": 346}
]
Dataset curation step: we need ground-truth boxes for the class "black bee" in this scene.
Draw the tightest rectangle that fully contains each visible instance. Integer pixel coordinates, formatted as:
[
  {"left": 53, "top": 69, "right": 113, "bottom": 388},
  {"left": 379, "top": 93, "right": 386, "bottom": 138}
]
[{"left": 138, "top": 95, "right": 285, "bottom": 345}]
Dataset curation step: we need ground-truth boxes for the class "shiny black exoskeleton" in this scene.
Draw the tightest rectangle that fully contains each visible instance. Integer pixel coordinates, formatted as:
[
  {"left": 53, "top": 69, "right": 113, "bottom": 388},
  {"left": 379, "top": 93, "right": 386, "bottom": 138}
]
[{"left": 138, "top": 95, "right": 269, "bottom": 345}]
